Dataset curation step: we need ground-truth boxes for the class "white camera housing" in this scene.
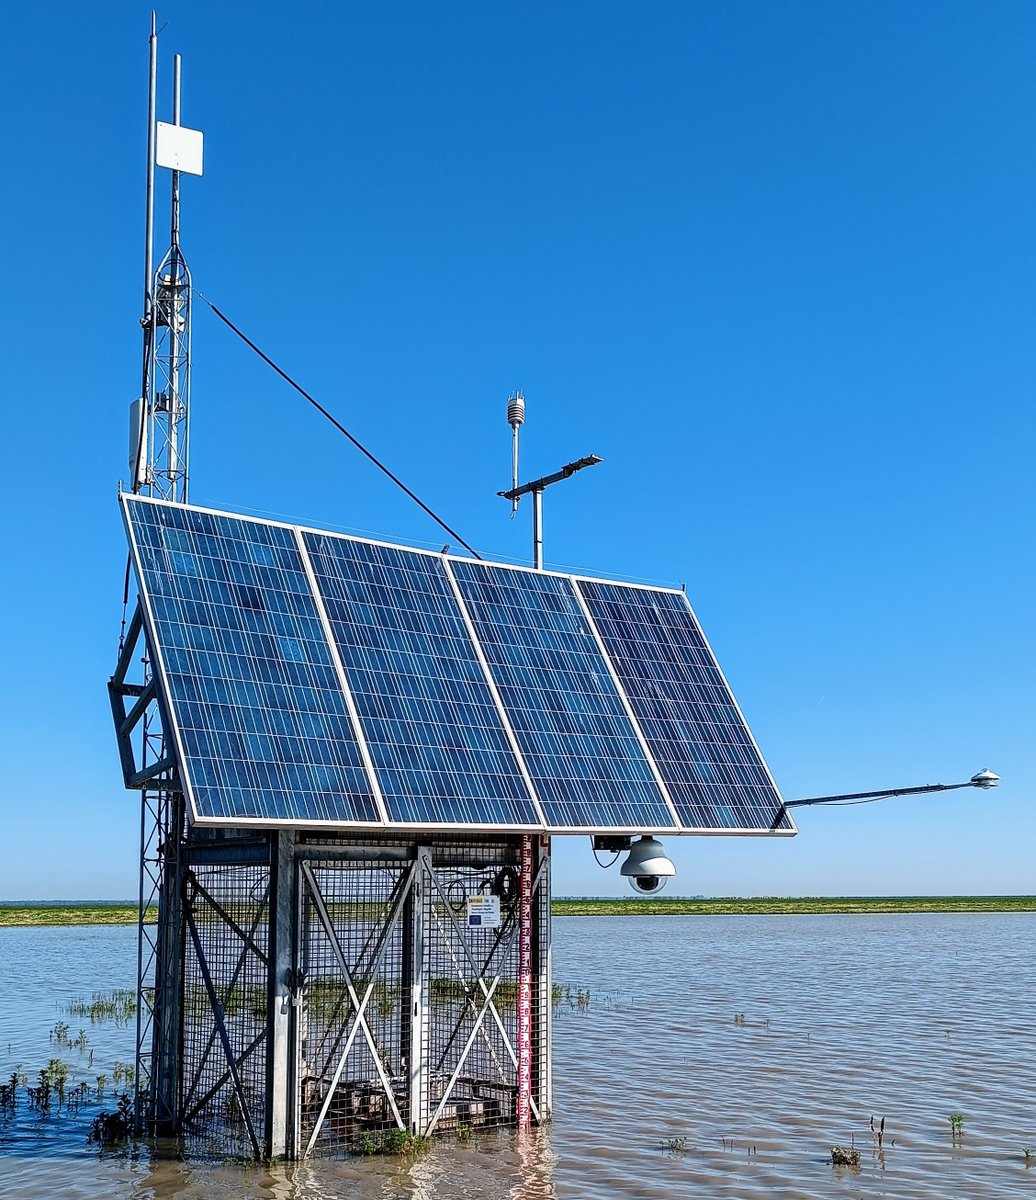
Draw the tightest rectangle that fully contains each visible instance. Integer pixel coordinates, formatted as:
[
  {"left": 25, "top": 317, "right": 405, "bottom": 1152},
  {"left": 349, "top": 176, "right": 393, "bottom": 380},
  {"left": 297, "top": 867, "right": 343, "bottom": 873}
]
[{"left": 620, "top": 836, "right": 676, "bottom": 894}]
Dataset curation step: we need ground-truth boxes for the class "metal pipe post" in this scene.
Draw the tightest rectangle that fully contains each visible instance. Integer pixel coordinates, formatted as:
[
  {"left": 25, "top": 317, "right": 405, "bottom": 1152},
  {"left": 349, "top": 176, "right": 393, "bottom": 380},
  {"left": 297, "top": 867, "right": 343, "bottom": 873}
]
[
  {"left": 511, "top": 424, "right": 520, "bottom": 516},
  {"left": 166, "top": 54, "right": 183, "bottom": 492},
  {"left": 408, "top": 846, "right": 432, "bottom": 1136},
  {"left": 143, "top": 14, "right": 157, "bottom": 319},
  {"left": 170, "top": 54, "right": 181, "bottom": 247},
  {"left": 532, "top": 489, "right": 543, "bottom": 570}
]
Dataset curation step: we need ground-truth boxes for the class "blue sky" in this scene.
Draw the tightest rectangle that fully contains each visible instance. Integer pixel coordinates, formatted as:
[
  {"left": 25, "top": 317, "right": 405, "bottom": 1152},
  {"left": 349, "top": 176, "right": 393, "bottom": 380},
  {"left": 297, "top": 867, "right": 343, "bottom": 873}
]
[{"left": 1, "top": 1, "right": 1032, "bottom": 899}]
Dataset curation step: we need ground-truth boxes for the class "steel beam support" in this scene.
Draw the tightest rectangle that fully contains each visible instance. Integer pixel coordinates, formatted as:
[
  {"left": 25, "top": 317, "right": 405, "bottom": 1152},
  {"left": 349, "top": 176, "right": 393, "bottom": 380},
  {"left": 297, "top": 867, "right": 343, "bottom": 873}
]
[
  {"left": 109, "top": 604, "right": 148, "bottom": 786},
  {"left": 109, "top": 683, "right": 140, "bottom": 789},
  {"left": 112, "top": 604, "right": 144, "bottom": 688},
  {"left": 407, "top": 845, "right": 432, "bottom": 1137},
  {"left": 151, "top": 793, "right": 185, "bottom": 1135},
  {"left": 129, "top": 757, "right": 177, "bottom": 788},
  {"left": 119, "top": 679, "right": 157, "bottom": 739},
  {"left": 184, "top": 839, "right": 270, "bottom": 867},
  {"left": 267, "top": 830, "right": 296, "bottom": 1159}
]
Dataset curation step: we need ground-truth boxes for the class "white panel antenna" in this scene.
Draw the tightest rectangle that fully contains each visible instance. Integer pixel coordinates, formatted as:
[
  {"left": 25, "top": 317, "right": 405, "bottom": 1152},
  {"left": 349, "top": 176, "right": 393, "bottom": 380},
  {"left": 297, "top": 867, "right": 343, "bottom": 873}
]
[{"left": 156, "top": 121, "right": 204, "bottom": 176}]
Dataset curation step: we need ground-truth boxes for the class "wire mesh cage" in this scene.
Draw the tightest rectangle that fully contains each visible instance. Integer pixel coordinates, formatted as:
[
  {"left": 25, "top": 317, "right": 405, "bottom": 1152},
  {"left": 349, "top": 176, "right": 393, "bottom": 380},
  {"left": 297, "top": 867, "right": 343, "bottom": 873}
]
[
  {"left": 150, "top": 832, "right": 550, "bottom": 1159},
  {"left": 299, "top": 855, "right": 410, "bottom": 1154},
  {"left": 180, "top": 861, "right": 271, "bottom": 1157},
  {"left": 298, "top": 836, "right": 549, "bottom": 1155}
]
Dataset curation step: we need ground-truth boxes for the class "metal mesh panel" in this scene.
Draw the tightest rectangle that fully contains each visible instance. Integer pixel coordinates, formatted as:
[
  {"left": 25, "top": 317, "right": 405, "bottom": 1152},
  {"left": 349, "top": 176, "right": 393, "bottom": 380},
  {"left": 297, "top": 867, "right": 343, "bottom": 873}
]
[
  {"left": 151, "top": 834, "right": 548, "bottom": 1160},
  {"left": 299, "top": 858, "right": 410, "bottom": 1155},
  {"left": 422, "top": 847, "right": 523, "bottom": 1135},
  {"left": 180, "top": 862, "right": 270, "bottom": 1156},
  {"left": 296, "top": 837, "right": 542, "bottom": 1153}
]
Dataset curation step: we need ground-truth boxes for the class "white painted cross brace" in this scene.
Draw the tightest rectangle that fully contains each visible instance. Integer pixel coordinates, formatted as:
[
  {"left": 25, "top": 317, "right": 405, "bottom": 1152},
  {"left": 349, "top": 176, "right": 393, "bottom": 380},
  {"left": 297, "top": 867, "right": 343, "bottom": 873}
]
[
  {"left": 424, "top": 864, "right": 544, "bottom": 1131},
  {"left": 425, "top": 976, "right": 503, "bottom": 1137},
  {"left": 301, "top": 861, "right": 416, "bottom": 1155}
]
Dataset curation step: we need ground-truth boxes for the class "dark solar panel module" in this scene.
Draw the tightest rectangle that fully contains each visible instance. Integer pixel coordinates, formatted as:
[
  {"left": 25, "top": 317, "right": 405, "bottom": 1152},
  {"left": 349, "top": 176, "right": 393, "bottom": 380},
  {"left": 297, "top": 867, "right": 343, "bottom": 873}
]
[
  {"left": 125, "top": 501, "right": 379, "bottom": 824},
  {"left": 577, "top": 580, "right": 790, "bottom": 831},
  {"left": 122, "top": 495, "right": 789, "bottom": 834},
  {"left": 449, "top": 561, "right": 675, "bottom": 830},
  {"left": 302, "top": 532, "right": 541, "bottom": 827}
]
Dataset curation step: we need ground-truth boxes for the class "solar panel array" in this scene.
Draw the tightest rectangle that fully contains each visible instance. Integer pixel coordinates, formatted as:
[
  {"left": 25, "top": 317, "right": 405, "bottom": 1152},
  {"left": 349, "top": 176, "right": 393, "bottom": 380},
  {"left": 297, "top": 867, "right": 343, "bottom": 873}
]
[{"left": 123, "top": 495, "right": 791, "bottom": 833}]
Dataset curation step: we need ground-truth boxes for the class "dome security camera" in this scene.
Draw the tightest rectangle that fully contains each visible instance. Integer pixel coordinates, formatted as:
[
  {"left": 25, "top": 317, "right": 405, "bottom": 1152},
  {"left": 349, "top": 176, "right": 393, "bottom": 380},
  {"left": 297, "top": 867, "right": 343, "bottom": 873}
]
[
  {"left": 629, "top": 872, "right": 666, "bottom": 894},
  {"left": 620, "top": 836, "right": 676, "bottom": 895}
]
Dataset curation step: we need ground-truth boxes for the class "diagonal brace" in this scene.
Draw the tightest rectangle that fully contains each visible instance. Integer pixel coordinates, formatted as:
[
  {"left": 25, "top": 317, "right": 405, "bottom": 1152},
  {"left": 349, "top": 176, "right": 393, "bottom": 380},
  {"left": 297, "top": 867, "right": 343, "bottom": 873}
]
[
  {"left": 184, "top": 906, "right": 262, "bottom": 1158},
  {"left": 301, "top": 862, "right": 415, "bottom": 1153}
]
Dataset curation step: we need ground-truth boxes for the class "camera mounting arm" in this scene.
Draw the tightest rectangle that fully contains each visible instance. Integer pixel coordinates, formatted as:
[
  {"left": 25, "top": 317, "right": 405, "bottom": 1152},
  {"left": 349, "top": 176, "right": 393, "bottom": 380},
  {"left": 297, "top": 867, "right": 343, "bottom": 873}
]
[{"left": 769, "top": 770, "right": 1000, "bottom": 831}]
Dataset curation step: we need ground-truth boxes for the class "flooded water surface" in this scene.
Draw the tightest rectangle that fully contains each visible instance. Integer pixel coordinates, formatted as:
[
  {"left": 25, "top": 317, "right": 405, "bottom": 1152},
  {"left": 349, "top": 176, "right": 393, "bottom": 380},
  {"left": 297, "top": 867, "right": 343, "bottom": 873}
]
[{"left": 1, "top": 912, "right": 1034, "bottom": 1197}]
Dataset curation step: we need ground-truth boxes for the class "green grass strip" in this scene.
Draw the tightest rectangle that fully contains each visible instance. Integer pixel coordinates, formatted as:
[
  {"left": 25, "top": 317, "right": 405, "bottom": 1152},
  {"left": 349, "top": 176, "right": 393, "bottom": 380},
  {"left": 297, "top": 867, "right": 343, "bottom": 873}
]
[
  {"left": 552, "top": 895, "right": 1036, "bottom": 916},
  {"left": 0, "top": 905, "right": 157, "bottom": 927},
  {"left": 0, "top": 897, "right": 1034, "bottom": 926}
]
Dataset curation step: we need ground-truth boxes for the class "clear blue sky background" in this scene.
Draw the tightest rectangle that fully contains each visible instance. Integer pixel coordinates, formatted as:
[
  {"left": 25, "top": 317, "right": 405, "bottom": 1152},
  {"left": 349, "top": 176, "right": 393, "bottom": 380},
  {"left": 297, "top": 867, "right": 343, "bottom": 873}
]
[{"left": 1, "top": 1, "right": 1031, "bottom": 899}]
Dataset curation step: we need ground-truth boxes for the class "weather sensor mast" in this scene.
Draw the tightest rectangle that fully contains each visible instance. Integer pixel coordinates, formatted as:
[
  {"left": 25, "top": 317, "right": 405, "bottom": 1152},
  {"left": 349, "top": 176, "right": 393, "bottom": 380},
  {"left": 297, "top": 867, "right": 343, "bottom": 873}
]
[
  {"left": 498, "top": 391, "right": 602, "bottom": 570},
  {"left": 506, "top": 390, "right": 525, "bottom": 516},
  {"left": 130, "top": 14, "right": 204, "bottom": 503}
]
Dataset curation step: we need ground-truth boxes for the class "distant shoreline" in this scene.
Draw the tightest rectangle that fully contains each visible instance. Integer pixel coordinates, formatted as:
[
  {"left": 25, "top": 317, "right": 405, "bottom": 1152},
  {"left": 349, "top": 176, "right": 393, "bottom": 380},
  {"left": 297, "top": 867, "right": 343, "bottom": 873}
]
[
  {"left": 0, "top": 896, "right": 1033, "bottom": 926},
  {"left": 553, "top": 895, "right": 1036, "bottom": 916}
]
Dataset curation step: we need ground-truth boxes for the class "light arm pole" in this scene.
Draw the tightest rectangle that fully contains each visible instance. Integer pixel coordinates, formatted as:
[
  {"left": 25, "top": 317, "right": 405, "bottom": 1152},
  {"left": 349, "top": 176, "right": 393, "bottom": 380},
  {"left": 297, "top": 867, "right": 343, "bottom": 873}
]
[
  {"left": 770, "top": 769, "right": 1000, "bottom": 830},
  {"left": 498, "top": 454, "right": 603, "bottom": 570}
]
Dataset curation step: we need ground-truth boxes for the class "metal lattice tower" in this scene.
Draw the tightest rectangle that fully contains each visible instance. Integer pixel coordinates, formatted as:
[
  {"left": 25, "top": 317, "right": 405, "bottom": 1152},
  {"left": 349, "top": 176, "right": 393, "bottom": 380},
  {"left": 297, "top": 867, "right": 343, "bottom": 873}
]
[
  {"left": 132, "top": 34, "right": 194, "bottom": 505},
  {"left": 122, "top": 14, "right": 203, "bottom": 1136}
]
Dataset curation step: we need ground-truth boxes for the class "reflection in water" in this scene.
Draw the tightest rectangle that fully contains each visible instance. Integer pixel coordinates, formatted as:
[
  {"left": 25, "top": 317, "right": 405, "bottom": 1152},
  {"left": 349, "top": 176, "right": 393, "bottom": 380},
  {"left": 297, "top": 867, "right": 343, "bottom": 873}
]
[
  {"left": 511, "top": 1129, "right": 558, "bottom": 1200},
  {"left": 1, "top": 913, "right": 1035, "bottom": 1198}
]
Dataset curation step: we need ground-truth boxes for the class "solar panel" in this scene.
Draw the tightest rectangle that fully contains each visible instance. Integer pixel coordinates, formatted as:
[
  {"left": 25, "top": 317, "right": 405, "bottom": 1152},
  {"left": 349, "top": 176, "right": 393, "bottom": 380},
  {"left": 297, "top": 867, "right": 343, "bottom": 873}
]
[
  {"left": 447, "top": 561, "right": 676, "bottom": 830},
  {"left": 302, "top": 532, "right": 541, "bottom": 827},
  {"left": 121, "top": 495, "right": 788, "bottom": 834},
  {"left": 125, "top": 501, "right": 380, "bottom": 824},
  {"left": 577, "top": 580, "right": 791, "bottom": 831}
]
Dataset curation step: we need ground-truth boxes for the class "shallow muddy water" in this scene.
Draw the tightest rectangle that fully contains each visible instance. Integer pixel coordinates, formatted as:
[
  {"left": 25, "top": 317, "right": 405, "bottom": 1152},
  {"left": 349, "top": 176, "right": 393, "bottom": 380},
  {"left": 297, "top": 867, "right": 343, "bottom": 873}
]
[{"left": 1, "top": 912, "right": 1034, "bottom": 1197}]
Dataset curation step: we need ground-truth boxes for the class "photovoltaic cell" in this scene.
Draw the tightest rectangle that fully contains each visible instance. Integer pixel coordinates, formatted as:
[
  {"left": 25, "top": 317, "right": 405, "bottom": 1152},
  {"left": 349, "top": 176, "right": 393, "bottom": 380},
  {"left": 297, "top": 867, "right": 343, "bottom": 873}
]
[
  {"left": 125, "top": 501, "right": 379, "bottom": 824},
  {"left": 302, "top": 532, "right": 540, "bottom": 826},
  {"left": 449, "top": 561, "right": 676, "bottom": 829},
  {"left": 577, "top": 580, "right": 789, "bottom": 830}
]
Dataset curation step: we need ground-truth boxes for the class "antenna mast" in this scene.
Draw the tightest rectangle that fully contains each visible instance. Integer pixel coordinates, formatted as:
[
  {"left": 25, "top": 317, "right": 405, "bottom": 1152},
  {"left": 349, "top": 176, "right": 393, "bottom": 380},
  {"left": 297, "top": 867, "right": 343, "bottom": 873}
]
[
  {"left": 131, "top": 23, "right": 203, "bottom": 503},
  {"left": 122, "top": 16, "right": 204, "bottom": 1135}
]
